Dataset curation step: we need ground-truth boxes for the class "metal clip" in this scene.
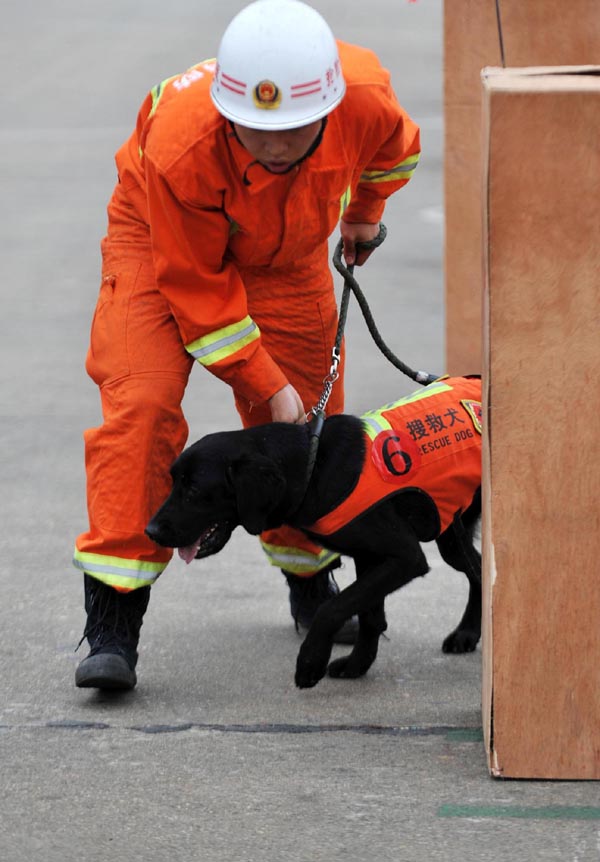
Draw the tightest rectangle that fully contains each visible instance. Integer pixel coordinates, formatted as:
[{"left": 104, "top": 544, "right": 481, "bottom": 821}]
[{"left": 329, "top": 345, "right": 341, "bottom": 378}]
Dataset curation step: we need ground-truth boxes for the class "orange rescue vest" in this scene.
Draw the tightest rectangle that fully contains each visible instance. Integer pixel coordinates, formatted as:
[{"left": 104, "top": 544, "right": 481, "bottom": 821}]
[{"left": 310, "top": 377, "right": 482, "bottom": 538}]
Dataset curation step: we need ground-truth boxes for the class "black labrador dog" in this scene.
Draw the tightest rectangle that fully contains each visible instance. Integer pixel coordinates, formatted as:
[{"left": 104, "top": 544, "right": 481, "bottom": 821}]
[{"left": 146, "top": 376, "right": 482, "bottom": 689}]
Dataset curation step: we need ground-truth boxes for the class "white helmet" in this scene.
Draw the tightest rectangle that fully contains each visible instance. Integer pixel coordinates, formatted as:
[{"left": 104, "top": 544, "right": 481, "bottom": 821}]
[{"left": 211, "top": 0, "right": 345, "bottom": 131}]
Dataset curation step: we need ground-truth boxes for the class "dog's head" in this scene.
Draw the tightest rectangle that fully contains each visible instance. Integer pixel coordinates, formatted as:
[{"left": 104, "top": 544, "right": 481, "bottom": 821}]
[{"left": 145, "top": 430, "right": 288, "bottom": 563}]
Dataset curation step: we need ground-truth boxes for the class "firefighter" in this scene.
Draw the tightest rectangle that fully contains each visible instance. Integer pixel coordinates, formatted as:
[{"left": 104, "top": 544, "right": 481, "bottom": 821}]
[{"left": 74, "top": 0, "right": 421, "bottom": 690}]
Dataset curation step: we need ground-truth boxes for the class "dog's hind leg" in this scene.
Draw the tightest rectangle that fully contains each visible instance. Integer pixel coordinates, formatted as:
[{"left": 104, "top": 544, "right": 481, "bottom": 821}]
[{"left": 436, "top": 502, "right": 482, "bottom": 654}]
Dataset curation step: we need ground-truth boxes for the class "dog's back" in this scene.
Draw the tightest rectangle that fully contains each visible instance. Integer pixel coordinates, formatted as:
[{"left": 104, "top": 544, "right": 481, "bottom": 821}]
[{"left": 309, "top": 376, "right": 482, "bottom": 541}]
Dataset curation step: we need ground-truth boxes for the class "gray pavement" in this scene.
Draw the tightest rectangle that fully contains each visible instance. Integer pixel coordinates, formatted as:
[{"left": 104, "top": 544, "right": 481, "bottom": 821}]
[{"left": 2, "top": 1, "right": 599, "bottom": 860}]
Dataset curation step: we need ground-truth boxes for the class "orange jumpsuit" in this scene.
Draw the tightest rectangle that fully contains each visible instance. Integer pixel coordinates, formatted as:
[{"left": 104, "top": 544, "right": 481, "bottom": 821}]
[
  {"left": 310, "top": 377, "right": 482, "bottom": 539},
  {"left": 74, "top": 42, "right": 421, "bottom": 591}
]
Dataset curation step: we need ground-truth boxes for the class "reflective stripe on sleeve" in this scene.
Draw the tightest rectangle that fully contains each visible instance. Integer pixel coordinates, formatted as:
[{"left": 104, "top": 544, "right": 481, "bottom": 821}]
[
  {"left": 260, "top": 541, "right": 340, "bottom": 574},
  {"left": 139, "top": 59, "right": 217, "bottom": 159},
  {"left": 73, "top": 549, "right": 166, "bottom": 590},
  {"left": 149, "top": 77, "right": 175, "bottom": 117},
  {"left": 186, "top": 315, "right": 260, "bottom": 367},
  {"left": 339, "top": 185, "right": 352, "bottom": 218},
  {"left": 360, "top": 153, "right": 420, "bottom": 184}
]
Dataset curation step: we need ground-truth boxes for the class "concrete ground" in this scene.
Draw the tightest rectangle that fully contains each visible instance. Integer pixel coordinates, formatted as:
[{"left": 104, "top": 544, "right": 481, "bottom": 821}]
[{"left": 1, "top": 1, "right": 599, "bottom": 860}]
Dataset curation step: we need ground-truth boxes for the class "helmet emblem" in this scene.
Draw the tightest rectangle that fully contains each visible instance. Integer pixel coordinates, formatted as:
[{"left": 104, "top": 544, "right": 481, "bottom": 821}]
[{"left": 253, "top": 80, "right": 282, "bottom": 110}]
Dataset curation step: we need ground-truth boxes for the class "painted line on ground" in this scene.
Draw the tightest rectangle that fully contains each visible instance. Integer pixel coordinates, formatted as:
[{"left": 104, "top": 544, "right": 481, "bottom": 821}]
[
  {"left": 438, "top": 805, "right": 600, "bottom": 820},
  {"left": 0, "top": 720, "right": 485, "bottom": 738}
]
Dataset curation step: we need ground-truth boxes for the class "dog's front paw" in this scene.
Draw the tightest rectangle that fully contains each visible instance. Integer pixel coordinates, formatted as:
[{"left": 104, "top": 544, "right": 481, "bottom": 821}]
[
  {"left": 327, "top": 654, "right": 358, "bottom": 679},
  {"left": 295, "top": 659, "right": 326, "bottom": 689},
  {"left": 442, "top": 628, "right": 480, "bottom": 654},
  {"left": 295, "top": 641, "right": 332, "bottom": 689},
  {"left": 328, "top": 648, "right": 375, "bottom": 679}
]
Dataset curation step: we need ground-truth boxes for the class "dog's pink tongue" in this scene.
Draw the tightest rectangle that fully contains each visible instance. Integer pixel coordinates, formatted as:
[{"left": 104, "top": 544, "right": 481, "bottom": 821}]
[{"left": 178, "top": 540, "right": 201, "bottom": 565}]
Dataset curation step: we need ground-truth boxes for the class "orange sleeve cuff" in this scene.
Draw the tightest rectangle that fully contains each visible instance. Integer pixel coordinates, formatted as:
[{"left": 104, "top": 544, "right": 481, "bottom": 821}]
[
  {"left": 206, "top": 343, "right": 289, "bottom": 406},
  {"left": 342, "top": 197, "right": 386, "bottom": 225}
]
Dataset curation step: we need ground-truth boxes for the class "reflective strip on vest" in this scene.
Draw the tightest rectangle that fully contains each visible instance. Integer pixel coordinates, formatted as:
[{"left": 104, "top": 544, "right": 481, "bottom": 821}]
[
  {"left": 186, "top": 315, "right": 260, "bottom": 367},
  {"left": 362, "top": 412, "right": 393, "bottom": 441},
  {"left": 361, "top": 379, "right": 452, "bottom": 441},
  {"left": 360, "top": 152, "right": 420, "bottom": 184},
  {"left": 73, "top": 549, "right": 165, "bottom": 590},
  {"left": 260, "top": 541, "right": 340, "bottom": 574}
]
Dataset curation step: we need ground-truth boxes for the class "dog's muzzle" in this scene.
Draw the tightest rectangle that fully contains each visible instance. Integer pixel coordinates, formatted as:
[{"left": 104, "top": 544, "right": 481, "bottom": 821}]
[{"left": 145, "top": 519, "right": 234, "bottom": 564}]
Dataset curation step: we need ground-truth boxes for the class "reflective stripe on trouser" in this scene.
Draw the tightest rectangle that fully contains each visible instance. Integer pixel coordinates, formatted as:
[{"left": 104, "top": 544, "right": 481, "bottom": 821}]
[
  {"left": 73, "top": 550, "right": 166, "bottom": 591},
  {"left": 234, "top": 255, "right": 345, "bottom": 578},
  {"left": 259, "top": 541, "right": 340, "bottom": 575},
  {"left": 74, "top": 239, "right": 194, "bottom": 591}
]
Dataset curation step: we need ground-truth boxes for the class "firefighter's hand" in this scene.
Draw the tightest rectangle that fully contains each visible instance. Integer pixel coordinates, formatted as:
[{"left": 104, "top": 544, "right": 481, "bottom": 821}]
[
  {"left": 269, "top": 384, "right": 306, "bottom": 425},
  {"left": 340, "top": 220, "right": 381, "bottom": 266}
]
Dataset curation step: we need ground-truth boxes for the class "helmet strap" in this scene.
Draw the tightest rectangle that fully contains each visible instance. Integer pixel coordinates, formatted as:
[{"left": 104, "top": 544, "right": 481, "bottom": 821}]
[{"left": 229, "top": 119, "right": 328, "bottom": 186}]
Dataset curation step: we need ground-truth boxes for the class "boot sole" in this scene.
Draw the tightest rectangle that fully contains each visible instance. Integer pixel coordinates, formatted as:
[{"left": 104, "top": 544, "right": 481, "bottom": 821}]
[{"left": 75, "top": 653, "right": 137, "bottom": 690}]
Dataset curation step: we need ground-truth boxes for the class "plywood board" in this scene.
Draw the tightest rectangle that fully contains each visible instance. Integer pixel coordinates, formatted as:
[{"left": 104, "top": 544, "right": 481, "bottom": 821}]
[
  {"left": 444, "top": 0, "right": 600, "bottom": 375},
  {"left": 481, "top": 67, "right": 600, "bottom": 779}
]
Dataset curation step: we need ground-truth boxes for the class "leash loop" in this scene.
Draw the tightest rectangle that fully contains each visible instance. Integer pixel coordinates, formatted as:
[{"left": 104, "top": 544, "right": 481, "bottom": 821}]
[
  {"left": 309, "top": 222, "right": 437, "bottom": 419},
  {"left": 301, "top": 223, "right": 437, "bottom": 500},
  {"left": 332, "top": 231, "right": 437, "bottom": 387}
]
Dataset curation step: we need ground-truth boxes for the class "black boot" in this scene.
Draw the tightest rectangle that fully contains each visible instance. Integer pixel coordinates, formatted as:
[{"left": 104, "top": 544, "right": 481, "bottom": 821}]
[
  {"left": 283, "top": 565, "right": 359, "bottom": 646},
  {"left": 75, "top": 574, "right": 150, "bottom": 690}
]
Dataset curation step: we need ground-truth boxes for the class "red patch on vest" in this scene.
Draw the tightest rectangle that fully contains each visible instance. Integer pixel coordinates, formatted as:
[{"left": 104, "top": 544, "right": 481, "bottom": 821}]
[
  {"left": 371, "top": 430, "right": 422, "bottom": 484},
  {"left": 461, "top": 399, "right": 483, "bottom": 434}
]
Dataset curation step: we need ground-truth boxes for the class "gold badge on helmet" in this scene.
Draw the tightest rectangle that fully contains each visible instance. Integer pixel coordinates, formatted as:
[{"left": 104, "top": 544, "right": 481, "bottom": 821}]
[{"left": 253, "top": 80, "right": 282, "bottom": 110}]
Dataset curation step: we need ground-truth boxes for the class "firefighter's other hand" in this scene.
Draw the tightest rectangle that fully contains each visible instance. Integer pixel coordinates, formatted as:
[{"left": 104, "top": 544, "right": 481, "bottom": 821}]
[
  {"left": 269, "top": 384, "right": 306, "bottom": 425},
  {"left": 340, "top": 220, "right": 380, "bottom": 266}
]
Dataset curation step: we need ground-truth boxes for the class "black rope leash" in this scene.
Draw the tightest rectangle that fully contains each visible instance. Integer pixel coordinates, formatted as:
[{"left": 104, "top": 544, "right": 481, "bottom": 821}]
[
  {"left": 332, "top": 225, "right": 438, "bottom": 388},
  {"left": 309, "top": 222, "right": 437, "bottom": 421},
  {"left": 302, "top": 224, "right": 438, "bottom": 494}
]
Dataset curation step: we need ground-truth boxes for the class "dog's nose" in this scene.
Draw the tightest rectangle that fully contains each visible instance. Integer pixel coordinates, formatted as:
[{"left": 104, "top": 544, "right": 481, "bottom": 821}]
[{"left": 145, "top": 521, "right": 161, "bottom": 543}]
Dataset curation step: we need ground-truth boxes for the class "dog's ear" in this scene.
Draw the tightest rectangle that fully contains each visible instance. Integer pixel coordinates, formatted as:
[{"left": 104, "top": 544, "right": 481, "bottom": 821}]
[{"left": 227, "top": 453, "right": 287, "bottom": 535}]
